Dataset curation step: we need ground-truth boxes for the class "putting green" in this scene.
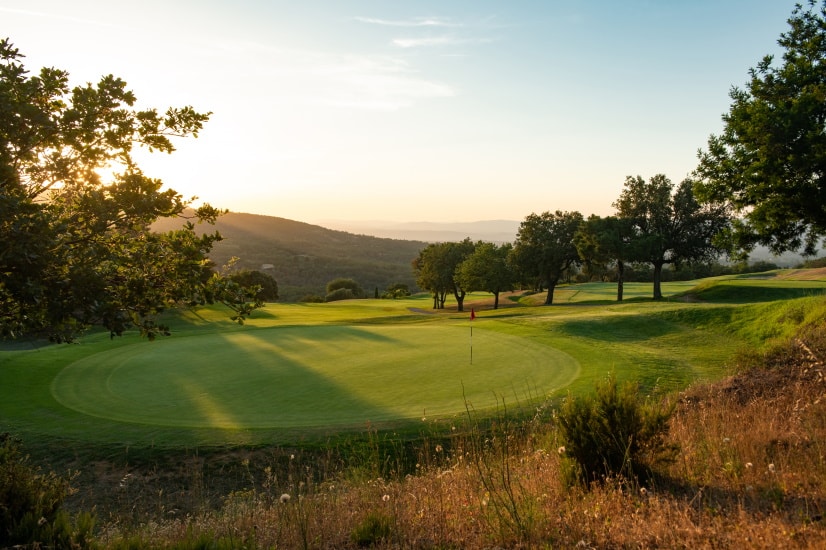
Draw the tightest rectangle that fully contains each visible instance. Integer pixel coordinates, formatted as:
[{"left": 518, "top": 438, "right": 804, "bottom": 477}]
[{"left": 51, "top": 324, "right": 578, "bottom": 429}]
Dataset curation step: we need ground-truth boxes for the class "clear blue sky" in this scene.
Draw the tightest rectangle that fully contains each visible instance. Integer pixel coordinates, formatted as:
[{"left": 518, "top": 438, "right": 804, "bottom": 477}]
[{"left": 1, "top": 1, "right": 795, "bottom": 223}]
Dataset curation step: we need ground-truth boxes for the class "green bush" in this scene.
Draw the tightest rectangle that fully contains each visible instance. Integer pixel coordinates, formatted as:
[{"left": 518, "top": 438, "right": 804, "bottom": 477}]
[
  {"left": 0, "top": 433, "right": 94, "bottom": 548},
  {"left": 326, "top": 277, "right": 364, "bottom": 297},
  {"left": 555, "top": 374, "right": 676, "bottom": 484},
  {"left": 350, "top": 512, "right": 393, "bottom": 547},
  {"left": 325, "top": 288, "right": 356, "bottom": 302},
  {"left": 229, "top": 269, "right": 279, "bottom": 301}
]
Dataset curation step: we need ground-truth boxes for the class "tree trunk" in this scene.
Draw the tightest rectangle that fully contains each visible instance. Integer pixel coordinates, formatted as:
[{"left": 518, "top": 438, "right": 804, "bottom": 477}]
[
  {"left": 454, "top": 288, "right": 466, "bottom": 312},
  {"left": 652, "top": 262, "right": 664, "bottom": 300},
  {"left": 616, "top": 260, "right": 625, "bottom": 302},
  {"left": 432, "top": 292, "right": 439, "bottom": 309},
  {"left": 544, "top": 282, "right": 556, "bottom": 305},
  {"left": 493, "top": 291, "right": 500, "bottom": 309}
]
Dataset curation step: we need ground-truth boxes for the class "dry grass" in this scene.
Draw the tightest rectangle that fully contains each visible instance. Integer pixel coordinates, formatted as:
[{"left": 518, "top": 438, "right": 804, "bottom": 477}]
[{"left": 81, "top": 326, "right": 826, "bottom": 548}]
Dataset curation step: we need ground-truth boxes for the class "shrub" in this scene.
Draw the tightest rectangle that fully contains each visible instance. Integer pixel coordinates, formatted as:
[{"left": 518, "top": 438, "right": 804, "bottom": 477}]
[
  {"left": 325, "top": 288, "right": 355, "bottom": 302},
  {"left": 229, "top": 269, "right": 279, "bottom": 301},
  {"left": 555, "top": 373, "right": 676, "bottom": 484},
  {"left": 350, "top": 512, "right": 393, "bottom": 547},
  {"left": 0, "top": 433, "right": 94, "bottom": 548},
  {"left": 326, "top": 277, "right": 364, "bottom": 297},
  {"left": 298, "top": 294, "right": 324, "bottom": 303}
]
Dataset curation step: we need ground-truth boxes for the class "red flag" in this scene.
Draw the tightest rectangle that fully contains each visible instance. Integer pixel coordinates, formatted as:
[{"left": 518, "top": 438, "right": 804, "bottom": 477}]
[{"left": 470, "top": 308, "right": 476, "bottom": 321}]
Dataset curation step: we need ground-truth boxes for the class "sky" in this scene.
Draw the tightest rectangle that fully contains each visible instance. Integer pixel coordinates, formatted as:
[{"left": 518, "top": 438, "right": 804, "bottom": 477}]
[{"left": 1, "top": 1, "right": 796, "bottom": 224}]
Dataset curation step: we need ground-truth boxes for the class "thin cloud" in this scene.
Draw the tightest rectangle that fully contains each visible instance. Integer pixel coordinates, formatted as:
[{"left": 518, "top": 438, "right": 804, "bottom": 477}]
[
  {"left": 353, "top": 16, "right": 461, "bottom": 28},
  {"left": 0, "top": 6, "right": 116, "bottom": 29},
  {"left": 221, "top": 42, "right": 456, "bottom": 111},
  {"left": 392, "top": 35, "right": 494, "bottom": 49}
]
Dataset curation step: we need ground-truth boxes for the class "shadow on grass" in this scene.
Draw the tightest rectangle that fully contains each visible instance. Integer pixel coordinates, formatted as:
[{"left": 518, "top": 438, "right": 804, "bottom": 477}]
[
  {"left": 649, "top": 471, "right": 826, "bottom": 524},
  {"left": 557, "top": 314, "right": 672, "bottom": 342}
]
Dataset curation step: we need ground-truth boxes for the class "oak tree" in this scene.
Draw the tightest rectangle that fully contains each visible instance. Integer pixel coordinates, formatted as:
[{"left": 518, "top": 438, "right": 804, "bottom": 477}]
[
  {"left": 694, "top": 1, "right": 826, "bottom": 256},
  {"left": 510, "top": 210, "right": 583, "bottom": 305},
  {"left": 614, "top": 175, "right": 729, "bottom": 300},
  {"left": 0, "top": 39, "right": 261, "bottom": 341},
  {"left": 455, "top": 242, "right": 515, "bottom": 309}
]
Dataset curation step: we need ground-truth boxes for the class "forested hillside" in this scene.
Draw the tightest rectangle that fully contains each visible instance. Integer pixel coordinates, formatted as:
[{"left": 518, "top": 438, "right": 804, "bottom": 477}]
[{"left": 154, "top": 212, "right": 427, "bottom": 301}]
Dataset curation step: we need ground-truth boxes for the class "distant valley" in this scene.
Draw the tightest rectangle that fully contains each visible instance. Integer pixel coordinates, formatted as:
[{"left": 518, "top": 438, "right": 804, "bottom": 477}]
[{"left": 315, "top": 219, "right": 521, "bottom": 243}]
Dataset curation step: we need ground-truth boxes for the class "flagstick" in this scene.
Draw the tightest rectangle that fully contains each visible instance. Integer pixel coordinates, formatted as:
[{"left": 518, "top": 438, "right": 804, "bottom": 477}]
[{"left": 469, "top": 308, "right": 475, "bottom": 365}]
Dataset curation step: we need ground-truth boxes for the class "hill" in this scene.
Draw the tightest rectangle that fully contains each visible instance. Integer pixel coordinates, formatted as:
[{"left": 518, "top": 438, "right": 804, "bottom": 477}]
[
  {"left": 153, "top": 212, "right": 428, "bottom": 301},
  {"left": 315, "top": 219, "right": 520, "bottom": 243}
]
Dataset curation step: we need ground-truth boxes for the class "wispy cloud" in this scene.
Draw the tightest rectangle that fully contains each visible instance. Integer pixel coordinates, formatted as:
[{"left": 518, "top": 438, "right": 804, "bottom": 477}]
[
  {"left": 0, "top": 6, "right": 116, "bottom": 28},
  {"left": 393, "top": 35, "right": 494, "bottom": 49},
  {"left": 220, "top": 42, "right": 456, "bottom": 111},
  {"left": 353, "top": 16, "right": 461, "bottom": 28}
]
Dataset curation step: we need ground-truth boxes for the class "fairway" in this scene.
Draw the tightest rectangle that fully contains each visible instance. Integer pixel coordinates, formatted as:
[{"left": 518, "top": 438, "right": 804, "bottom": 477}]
[{"left": 50, "top": 324, "right": 578, "bottom": 429}]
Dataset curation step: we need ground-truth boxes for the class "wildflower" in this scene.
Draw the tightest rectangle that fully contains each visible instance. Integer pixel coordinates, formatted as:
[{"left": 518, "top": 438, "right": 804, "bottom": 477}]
[
  {"left": 745, "top": 462, "right": 753, "bottom": 469},
  {"left": 435, "top": 444, "right": 443, "bottom": 453},
  {"left": 38, "top": 517, "right": 47, "bottom": 526},
  {"left": 723, "top": 437, "right": 730, "bottom": 444},
  {"left": 382, "top": 494, "right": 390, "bottom": 502},
  {"left": 768, "top": 463, "right": 776, "bottom": 473},
  {"left": 557, "top": 446, "right": 566, "bottom": 455},
  {"left": 640, "top": 487, "right": 647, "bottom": 496},
  {"left": 279, "top": 493, "right": 291, "bottom": 504},
  {"left": 290, "top": 454, "right": 295, "bottom": 460}
]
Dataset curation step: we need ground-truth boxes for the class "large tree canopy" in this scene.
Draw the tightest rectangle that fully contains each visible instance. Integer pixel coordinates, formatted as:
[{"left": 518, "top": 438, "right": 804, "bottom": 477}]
[
  {"left": 575, "top": 215, "right": 636, "bottom": 301},
  {"left": 510, "top": 210, "right": 583, "bottom": 305},
  {"left": 455, "top": 241, "right": 515, "bottom": 309},
  {"left": 614, "top": 175, "right": 729, "bottom": 300},
  {"left": 412, "top": 239, "right": 475, "bottom": 311},
  {"left": 0, "top": 39, "right": 261, "bottom": 341},
  {"left": 694, "top": 0, "right": 826, "bottom": 255}
]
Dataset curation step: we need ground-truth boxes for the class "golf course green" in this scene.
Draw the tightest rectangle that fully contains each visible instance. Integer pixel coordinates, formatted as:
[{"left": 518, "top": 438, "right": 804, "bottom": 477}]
[{"left": 50, "top": 324, "right": 578, "bottom": 429}]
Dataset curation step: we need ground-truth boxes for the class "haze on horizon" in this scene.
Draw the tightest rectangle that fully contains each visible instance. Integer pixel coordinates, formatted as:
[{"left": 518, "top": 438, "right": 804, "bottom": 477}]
[{"left": 1, "top": 1, "right": 793, "bottom": 224}]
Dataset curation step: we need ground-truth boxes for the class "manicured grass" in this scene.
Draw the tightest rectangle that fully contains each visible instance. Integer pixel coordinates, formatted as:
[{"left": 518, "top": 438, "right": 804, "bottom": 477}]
[
  {"left": 2, "top": 273, "right": 823, "bottom": 449},
  {"left": 50, "top": 324, "right": 577, "bottom": 429}
]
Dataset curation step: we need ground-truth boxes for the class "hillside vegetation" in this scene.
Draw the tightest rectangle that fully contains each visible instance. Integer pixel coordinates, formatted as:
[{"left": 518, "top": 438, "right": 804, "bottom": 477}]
[{"left": 154, "top": 212, "right": 427, "bottom": 301}]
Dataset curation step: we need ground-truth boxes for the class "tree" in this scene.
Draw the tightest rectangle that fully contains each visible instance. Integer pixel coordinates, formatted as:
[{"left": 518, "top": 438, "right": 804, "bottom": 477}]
[
  {"left": 382, "top": 282, "right": 411, "bottom": 299},
  {"left": 325, "top": 277, "right": 364, "bottom": 301},
  {"left": 510, "top": 211, "right": 583, "bottom": 305},
  {"left": 229, "top": 269, "right": 279, "bottom": 301},
  {"left": 412, "top": 239, "right": 475, "bottom": 311},
  {"left": 694, "top": 1, "right": 826, "bottom": 256},
  {"left": 0, "top": 39, "right": 260, "bottom": 341},
  {"left": 455, "top": 242, "right": 515, "bottom": 309},
  {"left": 614, "top": 175, "right": 729, "bottom": 300},
  {"left": 575, "top": 215, "right": 636, "bottom": 301}
]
